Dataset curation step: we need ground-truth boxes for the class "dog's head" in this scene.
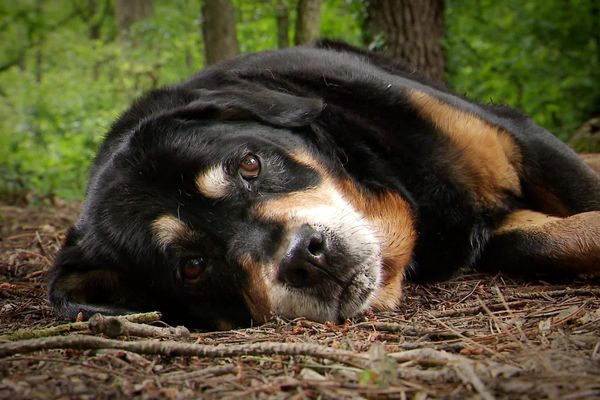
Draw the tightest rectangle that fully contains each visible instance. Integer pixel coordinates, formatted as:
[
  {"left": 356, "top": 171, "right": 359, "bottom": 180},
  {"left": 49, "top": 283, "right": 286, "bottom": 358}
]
[{"left": 49, "top": 82, "right": 416, "bottom": 329}]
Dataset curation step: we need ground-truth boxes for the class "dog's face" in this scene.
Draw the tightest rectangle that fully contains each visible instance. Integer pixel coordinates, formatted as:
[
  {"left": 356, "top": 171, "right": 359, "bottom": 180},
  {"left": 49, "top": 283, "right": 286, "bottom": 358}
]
[
  {"left": 50, "top": 87, "right": 416, "bottom": 329},
  {"left": 143, "top": 120, "right": 383, "bottom": 326}
]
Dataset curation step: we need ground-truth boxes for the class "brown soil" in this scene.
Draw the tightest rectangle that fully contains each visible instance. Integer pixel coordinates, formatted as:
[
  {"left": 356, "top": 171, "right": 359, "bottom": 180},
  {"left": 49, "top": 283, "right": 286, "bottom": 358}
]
[{"left": 1, "top": 201, "right": 599, "bottom": 399}]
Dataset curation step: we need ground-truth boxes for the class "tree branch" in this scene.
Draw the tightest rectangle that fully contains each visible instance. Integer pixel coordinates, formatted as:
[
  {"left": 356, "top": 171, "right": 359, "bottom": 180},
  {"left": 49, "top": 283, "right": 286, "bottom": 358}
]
[
  {"left": 0, "top": 335, "right": 367, "bottom": 367},
  {"left": 88, "top": 314, "right": 189, "bottom": 339},
  {"left": 0, "top": 312, "right": 162, "bottom": 341}
]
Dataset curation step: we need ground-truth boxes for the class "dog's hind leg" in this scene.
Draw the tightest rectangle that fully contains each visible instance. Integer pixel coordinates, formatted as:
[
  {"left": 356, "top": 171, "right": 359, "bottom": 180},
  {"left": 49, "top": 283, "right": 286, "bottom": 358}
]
[{"left": 476, "top": 210, "right": 600, "bottom": 276}]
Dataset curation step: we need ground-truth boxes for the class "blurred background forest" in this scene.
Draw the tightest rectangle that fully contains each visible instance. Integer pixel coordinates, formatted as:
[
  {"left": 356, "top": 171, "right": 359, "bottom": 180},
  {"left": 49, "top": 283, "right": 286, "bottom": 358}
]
[{"left": 1, "top": 0, "right": 599, "bottom": 203}]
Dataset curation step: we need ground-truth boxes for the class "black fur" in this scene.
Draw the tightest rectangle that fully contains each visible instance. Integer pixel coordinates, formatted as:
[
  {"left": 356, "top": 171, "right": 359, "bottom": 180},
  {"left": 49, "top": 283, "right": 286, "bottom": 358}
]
[{"left": 48, "top": 41, "right": 600, "bottom": 329}]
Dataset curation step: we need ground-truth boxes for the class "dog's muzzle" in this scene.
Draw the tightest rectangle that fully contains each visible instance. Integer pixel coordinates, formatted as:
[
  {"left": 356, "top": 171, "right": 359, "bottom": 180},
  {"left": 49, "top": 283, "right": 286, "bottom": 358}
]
[{"left": 267, "top": 223, "right": 381, "bottom": 323}]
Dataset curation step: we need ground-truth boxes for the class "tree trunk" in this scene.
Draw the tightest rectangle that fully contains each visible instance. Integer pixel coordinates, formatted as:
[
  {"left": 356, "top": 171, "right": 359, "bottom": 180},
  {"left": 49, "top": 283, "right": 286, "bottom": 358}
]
[
  {"left": 366, "top": 0, "right": 445, "bottom": 82},
  {"left": 201, "top": 0, "right": 240, "bottom": 65},
  {"left": 294, "top": 0, "right": 321, "bottom": 45},
  {"left": 274, "top": 0, "right": 290, "bottom": 48},
  {"left": 114, "top": 0, "right": 153, "bottom": 39}
]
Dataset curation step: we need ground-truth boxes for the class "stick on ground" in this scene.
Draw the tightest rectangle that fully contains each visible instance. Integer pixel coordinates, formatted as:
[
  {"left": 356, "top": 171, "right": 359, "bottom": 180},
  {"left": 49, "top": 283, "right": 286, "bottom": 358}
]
[
  {"left": 0, "top": 335, "right": 367, "bottom": 367},
  {"left": 88, "top": 314, "right": 189, "bottom": 338},
  {"left": 0, "top": 312, "right": 162, "bottom": 342}
]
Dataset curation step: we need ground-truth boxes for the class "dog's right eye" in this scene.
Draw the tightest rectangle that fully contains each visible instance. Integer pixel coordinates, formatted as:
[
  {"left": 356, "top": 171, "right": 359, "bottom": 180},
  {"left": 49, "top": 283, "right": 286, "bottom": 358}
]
[
  {"left": 180, "top": 257, "right": 205, "bottom": 282},
  {"left": 239, "top": 153, "right": 261, "bottom": 180}
]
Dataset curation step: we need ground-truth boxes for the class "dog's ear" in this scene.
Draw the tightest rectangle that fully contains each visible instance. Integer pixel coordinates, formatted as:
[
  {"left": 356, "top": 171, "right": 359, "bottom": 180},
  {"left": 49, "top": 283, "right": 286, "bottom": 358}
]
[
  {"left": 48, "top": 227, "right": 138, "bottom": 320},
  {"left": 169, "top": 85, "right": 324, "bottom": 128}
]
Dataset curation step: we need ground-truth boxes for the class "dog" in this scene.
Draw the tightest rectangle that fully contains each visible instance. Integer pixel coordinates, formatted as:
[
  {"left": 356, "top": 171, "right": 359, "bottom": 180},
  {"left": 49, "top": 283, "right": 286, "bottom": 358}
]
[{"left": 48, "top": 41, "right": 600, "bottom": 330}]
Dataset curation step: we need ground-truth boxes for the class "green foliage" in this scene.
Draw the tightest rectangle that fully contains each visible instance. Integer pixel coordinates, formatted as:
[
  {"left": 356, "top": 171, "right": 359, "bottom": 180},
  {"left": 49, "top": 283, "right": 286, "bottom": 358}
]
[
  {"left": 320, "top": 0, "right": 363, "bottom": 45},
  {"left": 234, "top": 0, "right": 362, "bottom": 51},
  {"left": 445, "top": 0, "right": 600, "bottom": 140},
  {"left": 235, "top": 1, "right": 278, "bottom": 52},
  {"left": 0, "top": 0, "right": 598, "bottom": 202},
  {"left": 0, "top": 1, "right": 204, "bottom": 202}
]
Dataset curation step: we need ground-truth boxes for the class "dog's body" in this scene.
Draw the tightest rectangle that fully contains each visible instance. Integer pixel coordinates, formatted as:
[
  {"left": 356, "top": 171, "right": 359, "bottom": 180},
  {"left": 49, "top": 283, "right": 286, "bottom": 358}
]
[{"left": 49, "top": 41, "right": 600, "bottom": 329}]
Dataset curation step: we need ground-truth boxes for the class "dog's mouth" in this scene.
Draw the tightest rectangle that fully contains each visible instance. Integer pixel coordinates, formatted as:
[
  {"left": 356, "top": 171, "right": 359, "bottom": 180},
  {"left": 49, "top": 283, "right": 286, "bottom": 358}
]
[
  {"left": 268, "top": 261, "right": 381, "bottom": 323},
  {"left": 265, "top": 226, "right": 382, "bottom": 323},
  {"left": 335, "top": 268, "right": 381, "bottom": 321}
]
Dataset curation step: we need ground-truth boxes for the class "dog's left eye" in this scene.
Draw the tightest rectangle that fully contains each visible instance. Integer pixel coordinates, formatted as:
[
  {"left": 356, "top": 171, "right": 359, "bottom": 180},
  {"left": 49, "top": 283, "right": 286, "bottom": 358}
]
[
  {"left": 239, "top": 153, "right": 261, "bottom": 180},
  {"left": 180, "top": 257, "right": 205, "bottom": 282}
]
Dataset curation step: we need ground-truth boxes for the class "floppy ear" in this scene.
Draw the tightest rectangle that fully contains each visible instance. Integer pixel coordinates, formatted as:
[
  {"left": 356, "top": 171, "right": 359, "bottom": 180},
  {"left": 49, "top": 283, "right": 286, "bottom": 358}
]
[
  {"left": 48, "top": 228, "right": 139, "bottom": 320},
  {"left": 167, "top": 84, "right": 325, "bottom": 128}
]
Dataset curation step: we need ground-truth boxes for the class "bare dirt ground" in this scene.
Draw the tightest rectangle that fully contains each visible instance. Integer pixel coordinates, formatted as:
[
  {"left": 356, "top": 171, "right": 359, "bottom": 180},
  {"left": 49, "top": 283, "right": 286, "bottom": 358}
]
[{"left": 1, "top": 201, "right": 599, "bottom": 399}]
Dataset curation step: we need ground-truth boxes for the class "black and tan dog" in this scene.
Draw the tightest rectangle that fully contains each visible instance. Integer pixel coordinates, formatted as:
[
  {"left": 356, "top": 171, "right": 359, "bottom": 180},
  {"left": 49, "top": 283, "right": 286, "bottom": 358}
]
[{"left": 48, "top": 41, "right": 600, "bottom": 329}]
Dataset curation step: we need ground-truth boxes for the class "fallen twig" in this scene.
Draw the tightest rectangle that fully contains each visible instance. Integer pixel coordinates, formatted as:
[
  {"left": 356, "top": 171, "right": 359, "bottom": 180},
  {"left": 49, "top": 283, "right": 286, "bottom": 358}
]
[
  {"left": 510, "top": 288, "right": 600, "bottom": 299},
  {"left": 89, "top": 314, "right": 189, "bottom": 339},
  {"left": 353, "top": 321, "right": 460, "bottom": 339},
  {"left": 390, "top": 347, "right": 463, "bottom": 365},
  {"left": 0, "top": 335, "right": 367, "bottom": 367},
  {"left": 2, "top": 355, "right": 133, "bottom": 378},
  {"left": 426, "top": 313, "right": 501, "bottom": 358},
  {"left": 428, "top": 300, "right": 528, "bottom": 318},
  {"left": 0, "top": 312, "right": 162, "bottom": 341},
  {"left": 391, "top": 347, "right": 517, "bottom": 399},
  {"left": 396, "top": 366, "right": 456, "bottom": 383},
  {"left": 160, "top": 364, "right": 236, "bottom": 383},
  {"left": 453, "top": 362, "right": 494, "bottom": 400}
]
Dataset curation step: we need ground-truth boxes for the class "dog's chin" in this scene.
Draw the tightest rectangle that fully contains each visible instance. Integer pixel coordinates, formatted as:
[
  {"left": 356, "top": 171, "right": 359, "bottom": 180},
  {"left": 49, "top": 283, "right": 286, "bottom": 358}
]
[{"left": 268, "top": 259, "right": 382, "bottom": 323}]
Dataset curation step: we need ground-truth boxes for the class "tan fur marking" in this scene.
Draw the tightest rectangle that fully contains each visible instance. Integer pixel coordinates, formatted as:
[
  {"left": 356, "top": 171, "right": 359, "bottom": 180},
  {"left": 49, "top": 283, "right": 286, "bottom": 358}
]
[
  {"left": 291, "top": 150, "right": 416, "bottom": 311},
  {"left": 151, "top": 214, "right": 188, "bottom": 249},
  {"left": 540, "top": 212, "right": 600, "bottom": 273},
  {"left": 371, "top": 272, "right": 404, "bottom": 311},
  {"left": 254, "top": 187, "right": 336, "bottom": 220},
  {"left": 294, "top": 153, "right": 417, "bottom": 310},
  {"left": 497, "top": 210, "right": 600, "bottom": 274},
  {"left": 254, "top": 149, "right": 416, "bottom": 314},
  {"left": 338, "top": 180, "right": 416, "bottom": 311},
  {"left": 239, "top": 253, "right": 272, "bottom": 323},
  {"left": 195, "top": 165, "right": 230, "bottom": 198},
  {"left": 253, "top": 150, "right": 344, "bottom": 221},
  {"left": 409, "top": 90, "right": 522, "bottom": 206},
  {"left": 54, "top": 270, "right": 120, "bottom": 303},
  {"left": 55, "top": 270, "right": 118, "bottom": 294},
  {"left": 495, "top": 210, "right": 560, "bottom": 234}
]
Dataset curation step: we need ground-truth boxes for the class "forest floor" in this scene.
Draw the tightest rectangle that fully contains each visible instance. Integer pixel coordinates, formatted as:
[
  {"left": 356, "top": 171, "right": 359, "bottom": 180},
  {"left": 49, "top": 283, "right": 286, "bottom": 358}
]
[{"left": 1, "top": 200, "right": 599, "bottom": 399}]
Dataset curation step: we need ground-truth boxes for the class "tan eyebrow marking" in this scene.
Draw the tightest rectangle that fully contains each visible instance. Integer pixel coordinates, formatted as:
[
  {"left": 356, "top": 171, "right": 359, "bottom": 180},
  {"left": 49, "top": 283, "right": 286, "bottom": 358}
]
[
  {"left": 151, "top": 214, "right": 188, "bottom": 249},
  {"left": 196, "top": 164, "right": 231, "bottom": 198},
  {"left": 251, "top": 150, "right": 341, "bottom": 222}
]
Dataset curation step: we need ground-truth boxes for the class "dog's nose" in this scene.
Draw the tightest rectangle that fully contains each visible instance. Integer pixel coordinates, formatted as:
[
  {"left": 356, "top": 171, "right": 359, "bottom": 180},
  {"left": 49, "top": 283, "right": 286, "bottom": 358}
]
[{"left": 278, "top": 225, "right": 328, "bottom": 288}]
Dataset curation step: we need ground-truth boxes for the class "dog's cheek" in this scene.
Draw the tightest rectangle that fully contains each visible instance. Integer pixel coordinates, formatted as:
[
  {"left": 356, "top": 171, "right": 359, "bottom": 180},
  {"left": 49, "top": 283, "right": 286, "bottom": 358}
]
[
  {"left": 370, "top": 270, "right": 405, "bottom": 311},
  {"left": 336, "top": 179, "right": 417, "bottom": 311},
  {"left": 238, "top": 253, "right": 273, "bottom": 324}
]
